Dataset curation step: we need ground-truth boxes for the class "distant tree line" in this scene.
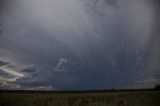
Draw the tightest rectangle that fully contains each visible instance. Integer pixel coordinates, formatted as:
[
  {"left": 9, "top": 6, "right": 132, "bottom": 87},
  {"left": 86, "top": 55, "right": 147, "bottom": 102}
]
[{"left": 154, "top": 85, "right": 160, "bottom": 90}]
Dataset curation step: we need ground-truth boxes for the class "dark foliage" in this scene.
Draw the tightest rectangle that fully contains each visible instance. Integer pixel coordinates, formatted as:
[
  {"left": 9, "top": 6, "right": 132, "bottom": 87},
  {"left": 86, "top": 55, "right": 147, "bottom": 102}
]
[{"left": 154, "top": 85, "right": 160, "bottom": 90}]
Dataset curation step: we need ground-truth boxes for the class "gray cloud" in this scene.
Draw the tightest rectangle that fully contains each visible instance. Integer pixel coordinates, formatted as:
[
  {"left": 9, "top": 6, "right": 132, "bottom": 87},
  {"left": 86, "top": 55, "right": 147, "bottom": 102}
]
[
  {"left": 54, "top": 58, "right": 68, "bottom": 72},
  {"left": 29, "top": 86, "right": 53, "bottom": 90},
  {"left": 136, "top": 76, "right": 160, "bottom": 88},
  {"left": 0, "top": 0, "right": 159, "bottom": 90},
  {"left": 0, "top": 60, "right": 9, "bottom": 66}
]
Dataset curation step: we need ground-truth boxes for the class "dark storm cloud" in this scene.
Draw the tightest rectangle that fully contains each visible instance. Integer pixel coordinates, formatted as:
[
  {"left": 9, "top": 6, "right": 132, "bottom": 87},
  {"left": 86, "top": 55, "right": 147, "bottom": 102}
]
[
  {"left": 0, "top": 60, "right": 9, "bottom": 66},
  {"left": 0, "top": 0, "right": 160, "bottom": 90},
  {"left": 95, "top": 0, "right": 118, "bottom": 8}
]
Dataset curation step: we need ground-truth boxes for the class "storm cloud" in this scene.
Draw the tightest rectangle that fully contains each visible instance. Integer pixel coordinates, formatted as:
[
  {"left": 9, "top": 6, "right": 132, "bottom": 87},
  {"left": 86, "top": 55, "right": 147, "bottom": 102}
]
[{"left": 0, "top": 0, "right": 160, "bottom": 90}]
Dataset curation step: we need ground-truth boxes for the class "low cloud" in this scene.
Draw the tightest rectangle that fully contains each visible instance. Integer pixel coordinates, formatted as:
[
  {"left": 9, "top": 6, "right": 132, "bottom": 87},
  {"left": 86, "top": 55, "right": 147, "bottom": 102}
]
[
  {"left": 0, "top": 83, "right": 21, "bottom": 90},
  {"left": 136, "top": 76, "right": 160, "bottom": 88},
  {"left": 54, "top": 58, "right": 68, "bottom": 72},
  {"left": 0, "top": 60, "right": 9, "bottom": 66},
  {"left": 0, "top": 59, "right": 36, "bottom": 89},
  {"left": 29, "top": 86, "right": 53, "bottom": 90}
]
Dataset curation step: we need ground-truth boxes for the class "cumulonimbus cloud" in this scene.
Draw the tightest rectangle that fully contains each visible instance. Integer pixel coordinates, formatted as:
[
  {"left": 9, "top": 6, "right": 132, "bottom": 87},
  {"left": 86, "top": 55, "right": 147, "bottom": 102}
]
[{"left": 0, "top": 0, "right": 159, "bottom": 90}]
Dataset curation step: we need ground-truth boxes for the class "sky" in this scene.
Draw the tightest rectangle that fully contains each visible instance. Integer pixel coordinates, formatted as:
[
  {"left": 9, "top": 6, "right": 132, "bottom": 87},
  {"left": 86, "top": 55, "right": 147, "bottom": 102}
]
[{"left": 0, "top": 0, "right": 160, "bottom": 90}]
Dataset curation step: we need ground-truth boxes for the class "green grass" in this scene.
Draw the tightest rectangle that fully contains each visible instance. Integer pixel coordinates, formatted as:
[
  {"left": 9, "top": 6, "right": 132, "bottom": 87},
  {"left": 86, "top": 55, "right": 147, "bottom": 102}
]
[{"left": 0, "top": 91, "right": 160, "bottom": 106}]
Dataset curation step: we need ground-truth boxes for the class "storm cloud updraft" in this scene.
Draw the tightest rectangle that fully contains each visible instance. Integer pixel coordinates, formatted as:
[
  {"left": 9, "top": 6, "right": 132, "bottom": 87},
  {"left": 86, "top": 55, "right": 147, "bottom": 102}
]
[{"left": 0, "top": 0, "right": 160, "bottom": 90}]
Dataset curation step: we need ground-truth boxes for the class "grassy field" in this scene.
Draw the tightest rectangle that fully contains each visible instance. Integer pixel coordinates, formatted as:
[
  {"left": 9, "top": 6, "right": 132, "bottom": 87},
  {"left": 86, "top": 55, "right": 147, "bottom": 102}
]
[{"left": 0, "top": 91, "right": 160, "bottom": 106}]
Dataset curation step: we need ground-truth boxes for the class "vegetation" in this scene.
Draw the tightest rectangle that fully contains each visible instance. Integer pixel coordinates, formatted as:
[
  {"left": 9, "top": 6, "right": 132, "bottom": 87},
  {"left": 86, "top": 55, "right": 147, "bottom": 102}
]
[
  {"left": 154, "top": 85, "right": 160, "bottom": 90},
  {"left": 0, "top": 91, "right": 160, "bottom": 106}
]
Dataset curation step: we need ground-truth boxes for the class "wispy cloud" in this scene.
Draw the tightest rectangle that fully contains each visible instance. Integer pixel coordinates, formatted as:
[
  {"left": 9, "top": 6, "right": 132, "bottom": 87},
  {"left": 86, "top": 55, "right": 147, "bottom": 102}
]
[
  {"left": 54, "top": 58, "right": 68, "bottom": 72},
  {"left": 0, "top": 0, "right": 159, "bottom": 90},
  {"left": 0, "top": 67, "right": 24, "bottom": 77},
  {"left": 0, "top": 59, "right": 35, "bottom": 89},
  {"left": 136, "top": 76, "right": 160, "bottom": 88},
  {"left": 29, "top": 86, "right": 53, "bottom": 90}
]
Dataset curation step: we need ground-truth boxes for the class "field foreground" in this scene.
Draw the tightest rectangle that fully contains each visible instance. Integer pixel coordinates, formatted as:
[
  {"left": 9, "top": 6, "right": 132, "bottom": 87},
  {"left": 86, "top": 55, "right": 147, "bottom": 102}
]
[{"left": 0, "top": 91, "right": 160, "bottom": 106}]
